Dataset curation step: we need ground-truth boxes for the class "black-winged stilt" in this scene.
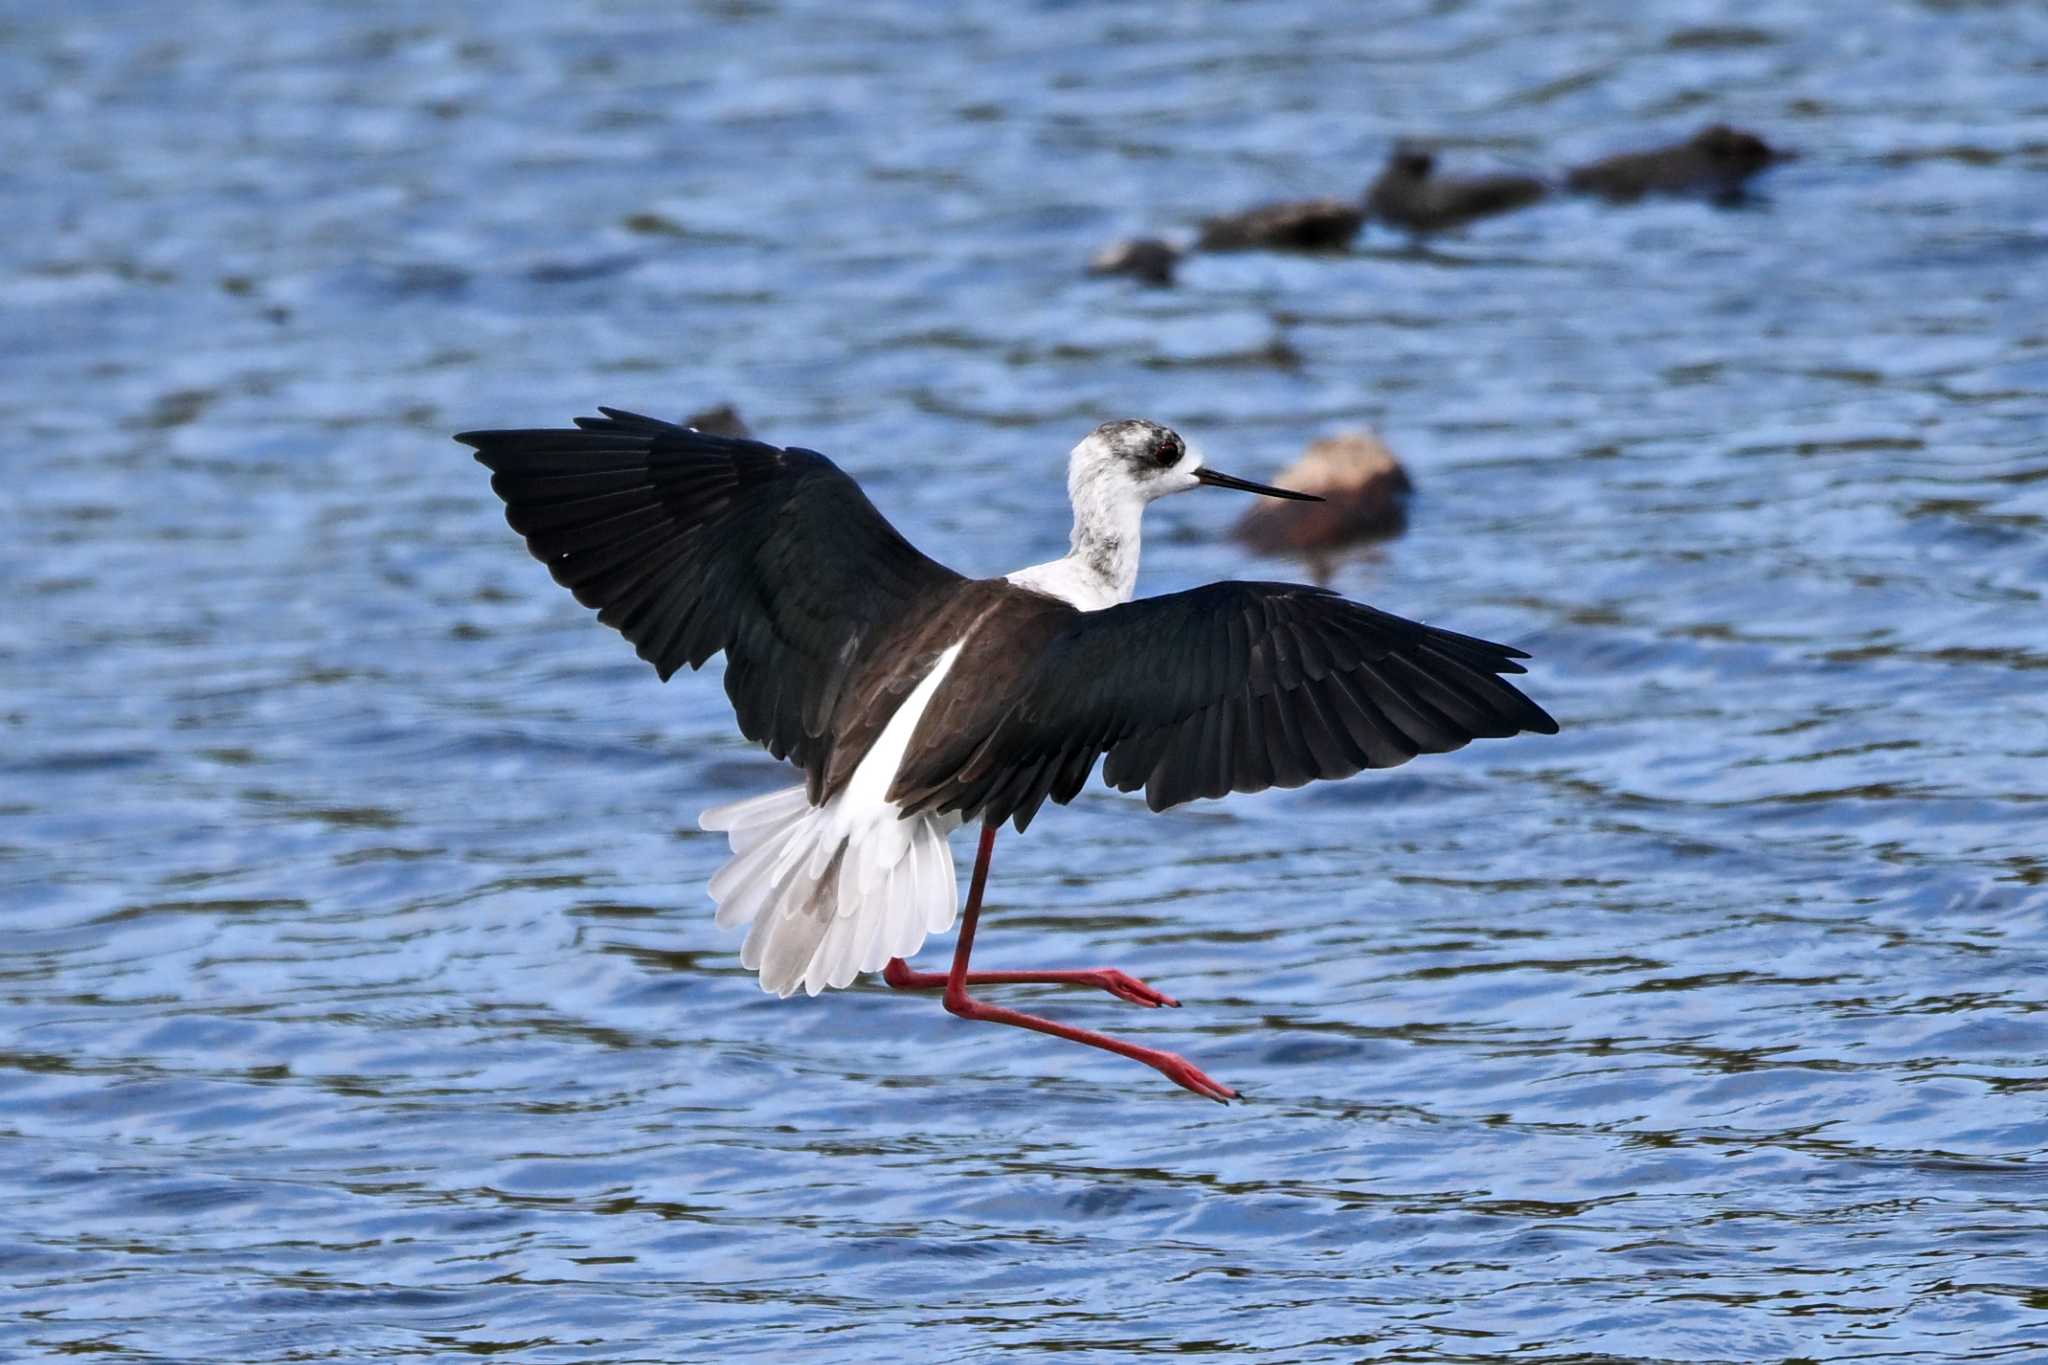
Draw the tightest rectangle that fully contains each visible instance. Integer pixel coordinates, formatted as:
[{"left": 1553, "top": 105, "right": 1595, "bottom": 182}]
[{"left": 458, "top": 410, "right": 1557, "bottom": 1101}]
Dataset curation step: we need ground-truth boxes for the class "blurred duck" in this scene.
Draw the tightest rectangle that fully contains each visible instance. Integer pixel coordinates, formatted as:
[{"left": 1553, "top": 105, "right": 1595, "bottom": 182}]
[
  {"left": 682, "top": 403, "right": 752, "bottom": 438},
  {"left": 1088, "top": 142, "right": 1546, "bottom": 279},
  {"left": 1195, "top": 196, "right": 1367, "bottom": 253},
  {"left": 1233, "top": 431, "right": 1413, "bottom": 561},
  {"left": 1566, "top": 124, "right": 1790, "bottom": 202},
  {"left": 1087, "top": 236, "right": 1184, "bottom": 287},
  {"left": 1364, "top": 145, "right": 1548, "bottom": 236}
]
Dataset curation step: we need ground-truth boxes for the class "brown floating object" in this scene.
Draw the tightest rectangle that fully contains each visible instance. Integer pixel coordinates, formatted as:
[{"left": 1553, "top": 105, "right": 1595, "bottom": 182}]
[
  {"left": 1195, "top": 197, "right": 1366, "bottom": 252},
  {"left": 681, "top": 403, "right": 751, "bottom": 438},
  {"left": 1364, "top": 145, "right": 1548, "bottom": 235},
  {"left": 1087, "top": 236, "right": 1182, "bottom": 286},
  {"left": 1233, "top": 431, "right": 1413, "bottom": 554},
  {"left": 1566, "top": 123, "right": 1790, "bottom": 202}
]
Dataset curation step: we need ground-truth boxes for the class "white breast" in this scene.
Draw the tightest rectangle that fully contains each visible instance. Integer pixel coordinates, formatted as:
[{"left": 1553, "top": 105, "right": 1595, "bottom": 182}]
[{"left": 1005, "top": 559, "right": 1124, "bottom": 612}]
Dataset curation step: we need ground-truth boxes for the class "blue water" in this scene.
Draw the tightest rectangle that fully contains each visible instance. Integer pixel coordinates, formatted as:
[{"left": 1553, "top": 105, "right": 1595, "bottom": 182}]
[{"left": 4, "top": 2, "right": 2047, "bottom": 1361}]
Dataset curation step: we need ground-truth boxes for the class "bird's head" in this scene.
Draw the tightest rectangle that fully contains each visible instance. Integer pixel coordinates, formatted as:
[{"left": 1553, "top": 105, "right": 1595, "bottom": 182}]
[
  {"left": 1386, "top": 144, "right": 1436, "bottom": 180},
  {"left": 1069, "top": 420, "right": 1321, "bottom": 510}
]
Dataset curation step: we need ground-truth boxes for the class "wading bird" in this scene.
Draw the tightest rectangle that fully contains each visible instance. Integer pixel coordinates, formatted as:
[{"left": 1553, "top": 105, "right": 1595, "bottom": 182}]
[{"left": 459, "top": 410, "right": 1557, "bottom": 1100}]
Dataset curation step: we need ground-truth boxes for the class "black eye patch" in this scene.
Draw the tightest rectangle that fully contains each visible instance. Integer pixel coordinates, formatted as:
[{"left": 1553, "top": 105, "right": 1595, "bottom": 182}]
[{"left": 1154, "top": 436, "right": 1184, "bottom": 467}]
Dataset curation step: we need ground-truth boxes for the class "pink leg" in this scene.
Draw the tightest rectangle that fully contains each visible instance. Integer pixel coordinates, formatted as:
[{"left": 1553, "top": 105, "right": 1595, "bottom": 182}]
[
  {"left": 884, "top": 959, "right": 1178, "bottom": 1007},
  {"left": 904, "top": 823, "right": 1236, "bottom": 1103}
]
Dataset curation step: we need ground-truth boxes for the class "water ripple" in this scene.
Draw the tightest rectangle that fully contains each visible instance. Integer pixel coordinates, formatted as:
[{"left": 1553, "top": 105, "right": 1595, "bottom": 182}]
[{"left": 5, "top": 1, "right": 2048, "bottom": 1362}]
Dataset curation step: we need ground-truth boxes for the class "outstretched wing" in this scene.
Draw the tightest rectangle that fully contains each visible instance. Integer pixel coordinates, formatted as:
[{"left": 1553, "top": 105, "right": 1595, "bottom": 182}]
[
  {"left": 892, "top": 581, "right": 1557, "bottom": 831},
  {"left": 458, "top": 407, "right": 965, "bottom": 794}
]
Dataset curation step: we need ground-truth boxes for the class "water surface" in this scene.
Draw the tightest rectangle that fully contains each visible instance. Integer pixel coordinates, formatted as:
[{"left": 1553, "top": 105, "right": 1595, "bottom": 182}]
[{"left": 4, "top": 2, "right": 2047, "bottom": 1361}]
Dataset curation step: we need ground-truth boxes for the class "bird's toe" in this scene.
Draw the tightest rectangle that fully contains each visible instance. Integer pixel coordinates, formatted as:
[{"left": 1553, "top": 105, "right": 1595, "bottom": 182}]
[
  {"left": 1093, "top": 969, "right": 1180, "bottom": 1008},
  {"left": 1156, "top": 1052, "right": 1238, "bottom": 1103}
]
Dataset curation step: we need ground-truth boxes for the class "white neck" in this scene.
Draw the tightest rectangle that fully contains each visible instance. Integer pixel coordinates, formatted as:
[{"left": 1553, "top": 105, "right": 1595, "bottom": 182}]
[{"left": 1004, "top": 471, "right": 1146, "bottom": 612}]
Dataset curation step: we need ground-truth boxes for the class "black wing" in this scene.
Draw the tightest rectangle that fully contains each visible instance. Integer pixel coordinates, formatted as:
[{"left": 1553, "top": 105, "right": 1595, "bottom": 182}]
[
  {"left": 457, "top": 407, "right": 965, "bottom": 793},
  {"left": 893, "top": 582, "right": 1557, "bottom": 831}
]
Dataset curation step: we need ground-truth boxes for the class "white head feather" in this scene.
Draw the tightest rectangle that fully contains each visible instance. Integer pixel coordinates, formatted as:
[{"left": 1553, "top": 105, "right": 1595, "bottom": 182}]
[{"left": 1006, "top": 420, "right": 1199, "bottom": 612}]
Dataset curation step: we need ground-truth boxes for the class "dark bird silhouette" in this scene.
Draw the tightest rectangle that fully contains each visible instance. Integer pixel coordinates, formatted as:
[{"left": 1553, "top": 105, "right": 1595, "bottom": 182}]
[
  {"left": 1096, "top": 143, "right": 1543, "bottom": 270},
  {"left": 1087, "top": 236, "right": 1183, "bottom": 286},
  {"left": 1195, "top": 197, "right": 1367, "bottom": 253},
  {"left": 1365, "top": 145, "right": 1549, "bottom": 236},
  {"left": 681, "top": 403, "right": 751, "bottom": 439},
  {"left": 1566, "top": 124, "right": 1790, "bottom": 202}
]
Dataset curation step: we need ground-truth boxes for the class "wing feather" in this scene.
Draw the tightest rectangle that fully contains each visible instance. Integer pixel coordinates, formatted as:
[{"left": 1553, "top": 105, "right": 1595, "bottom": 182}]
[
  {"left": 460, "top": 409, "right": 965, "bottom": 794},
  {"left": 893, "top": 582, "right": 1556, "bottom": 830}
]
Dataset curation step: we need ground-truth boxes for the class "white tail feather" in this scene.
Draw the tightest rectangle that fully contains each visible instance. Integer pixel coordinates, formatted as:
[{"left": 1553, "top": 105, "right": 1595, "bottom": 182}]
[
  {"left": 697, "top": 642, "right": 966, "bottom": 998},
  {"left": 701, "top": 784, "right": 961, "bottom": 996}
]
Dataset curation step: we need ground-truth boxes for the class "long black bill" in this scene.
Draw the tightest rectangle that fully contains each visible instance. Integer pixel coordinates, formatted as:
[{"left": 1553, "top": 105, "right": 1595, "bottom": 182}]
[{"left": 1193, "top": 466, "right": 1324, "bottom": 501}]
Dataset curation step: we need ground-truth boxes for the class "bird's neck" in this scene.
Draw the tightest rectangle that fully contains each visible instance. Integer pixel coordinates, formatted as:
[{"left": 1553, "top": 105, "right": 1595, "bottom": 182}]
[
  {"left": 1006, "top": 484, "right": 1144, "bottom": 612},
  {"left": 1067, "top": 495, "right": 1143, "bottom": 604}
]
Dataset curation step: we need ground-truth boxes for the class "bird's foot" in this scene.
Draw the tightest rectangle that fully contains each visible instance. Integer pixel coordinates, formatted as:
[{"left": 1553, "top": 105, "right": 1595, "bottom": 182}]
[
  {"left": 1153, "top": 1051, "right": 1239, "bottom": 1104},
  {"left": 940, "top": 989, "right": 1237, "bottom": 1103},
  {"left": 883, "top": 958, "right": 1179, "bottom": 1008},
  {"left": 1074, "top": 969, "right": 1180, "bottom": 1008}
]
